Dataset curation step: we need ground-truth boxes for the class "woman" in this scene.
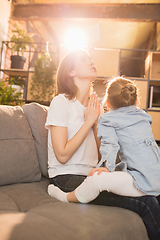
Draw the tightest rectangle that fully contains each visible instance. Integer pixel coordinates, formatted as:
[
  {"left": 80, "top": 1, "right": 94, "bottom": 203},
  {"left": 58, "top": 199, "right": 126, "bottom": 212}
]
[
  {"left": 45, "top": 49, "right": 101, "bottom": 187},
  {"left": 46, "top": 50, "right": 160, "bottom": 240}
]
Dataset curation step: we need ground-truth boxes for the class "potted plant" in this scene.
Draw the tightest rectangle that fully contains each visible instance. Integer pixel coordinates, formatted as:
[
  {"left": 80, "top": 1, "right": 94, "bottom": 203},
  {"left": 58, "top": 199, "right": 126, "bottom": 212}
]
[
  {"left": 30, "top": 52, "right": 56, "bottom": 102},
  {"left": 0, "top": 80, "right": 23, "bottom": 106},
  {"left": 6, "top": 75, "right": 25, "bottom": 87},
  {"left": 9, "top": 23, "right": 34, "bottom": 69},
  {"left": 6, "top": 75, "right": 25, "bottom": 97}
]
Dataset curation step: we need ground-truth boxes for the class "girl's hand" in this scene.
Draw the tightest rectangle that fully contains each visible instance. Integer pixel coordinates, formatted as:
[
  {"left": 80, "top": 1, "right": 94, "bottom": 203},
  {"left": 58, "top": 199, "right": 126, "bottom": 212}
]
[
  {"left": 84, "top": 93, "right": 100, "bottom": 127},
  {"left": 88, "top": 167, "right": 110, "bottom": 177}
]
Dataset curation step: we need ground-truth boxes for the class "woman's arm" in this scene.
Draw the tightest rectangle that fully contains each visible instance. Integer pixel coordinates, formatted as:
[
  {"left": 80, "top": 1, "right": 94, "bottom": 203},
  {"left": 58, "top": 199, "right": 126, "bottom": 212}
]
[
  {"left": 88, "top": 166, "right": 110, "bottom": 176},
  {"left": 51, "top": 93, "right": 100, "bottom": 164}
]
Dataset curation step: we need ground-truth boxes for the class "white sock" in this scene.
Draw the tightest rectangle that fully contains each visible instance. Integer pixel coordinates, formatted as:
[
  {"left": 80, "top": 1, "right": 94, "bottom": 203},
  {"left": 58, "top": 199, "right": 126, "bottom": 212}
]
[{"left": 48, "top": 184, "right": 68, "bottom": 203}]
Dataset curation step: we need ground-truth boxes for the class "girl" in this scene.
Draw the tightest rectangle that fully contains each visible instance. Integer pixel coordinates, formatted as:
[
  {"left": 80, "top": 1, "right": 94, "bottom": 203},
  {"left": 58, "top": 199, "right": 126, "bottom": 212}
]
[
  {"left": 46, "top": 51, "right": 160, "bottom": 240},
  {"left": 48, "top": 77, "right": 160, "bottom": 202}
]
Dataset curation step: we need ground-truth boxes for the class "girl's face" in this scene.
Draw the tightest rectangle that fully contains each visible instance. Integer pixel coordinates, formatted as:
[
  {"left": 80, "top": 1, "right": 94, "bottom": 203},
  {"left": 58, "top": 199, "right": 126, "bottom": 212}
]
[{"left": 70, "top": 51, "right": 98, "bottom": 80}]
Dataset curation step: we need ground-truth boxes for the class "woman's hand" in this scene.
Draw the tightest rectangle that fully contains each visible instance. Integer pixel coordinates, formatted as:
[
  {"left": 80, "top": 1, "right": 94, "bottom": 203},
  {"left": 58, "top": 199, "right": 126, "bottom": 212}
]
[
  {"left": 88, "top": 167, "right": 110, "bottom": 177},
  {"left": 85, "top": 93, "right": 101, "bottom": 158},
  {"left": 84, "top": 93, "right": 100, "bottom": 128}
]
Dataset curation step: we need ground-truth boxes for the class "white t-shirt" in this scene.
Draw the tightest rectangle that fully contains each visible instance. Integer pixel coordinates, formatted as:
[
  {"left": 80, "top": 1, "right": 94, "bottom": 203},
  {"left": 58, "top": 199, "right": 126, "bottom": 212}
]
[{"left": 45, "top": 94, "right": 98, "bottom": 178}]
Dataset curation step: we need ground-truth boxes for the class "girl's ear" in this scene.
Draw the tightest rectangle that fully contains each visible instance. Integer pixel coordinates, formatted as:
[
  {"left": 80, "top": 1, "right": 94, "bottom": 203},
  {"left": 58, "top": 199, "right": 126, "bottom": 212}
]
[
  {"left": 69, "top": 70, "right": 76, "bottom": 77},
  {"left": 135, "top": 99, "right": 138, "bottom": 106},
  {"left": 106, "top": 100, "right": 110, "bottom": 109}
]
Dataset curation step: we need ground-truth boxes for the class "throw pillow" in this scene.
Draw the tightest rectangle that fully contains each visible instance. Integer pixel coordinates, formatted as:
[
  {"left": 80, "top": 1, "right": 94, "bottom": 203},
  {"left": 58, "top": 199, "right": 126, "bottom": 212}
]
[
  {"left": 22, "top": 103, "right": 49, "bottom": 178},
  {"left": 0, "top": 105, "right": 41, "bottom": 186}
]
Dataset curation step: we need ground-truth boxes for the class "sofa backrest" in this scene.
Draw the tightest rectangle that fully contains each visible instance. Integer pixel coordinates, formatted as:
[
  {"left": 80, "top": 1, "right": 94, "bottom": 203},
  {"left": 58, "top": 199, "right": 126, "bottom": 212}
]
[
  {"left": 0, "top": 105, "right": 41, "bottom": 186},
  {"left": 22, "top": 103, "right": 49, "bottom": 178}
]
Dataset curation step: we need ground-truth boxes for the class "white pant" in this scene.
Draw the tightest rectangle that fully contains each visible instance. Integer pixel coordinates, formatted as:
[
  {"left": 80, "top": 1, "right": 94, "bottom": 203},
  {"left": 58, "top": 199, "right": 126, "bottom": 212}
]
[{"left": 75, "top": 171, "right": 145, "bottom": 203}]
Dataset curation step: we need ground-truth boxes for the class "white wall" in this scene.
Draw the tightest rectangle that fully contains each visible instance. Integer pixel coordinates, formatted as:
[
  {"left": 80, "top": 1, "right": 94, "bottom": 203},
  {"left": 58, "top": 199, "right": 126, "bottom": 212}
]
[{"left": 0, "top": 0, "right": 11, "bottom": 77}]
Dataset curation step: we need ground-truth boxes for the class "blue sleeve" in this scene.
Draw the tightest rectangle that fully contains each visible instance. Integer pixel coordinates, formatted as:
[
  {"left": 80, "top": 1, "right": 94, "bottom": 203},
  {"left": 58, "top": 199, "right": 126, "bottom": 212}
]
[{"left": 97, "top": 123, "right": 120, "bottom": 171}]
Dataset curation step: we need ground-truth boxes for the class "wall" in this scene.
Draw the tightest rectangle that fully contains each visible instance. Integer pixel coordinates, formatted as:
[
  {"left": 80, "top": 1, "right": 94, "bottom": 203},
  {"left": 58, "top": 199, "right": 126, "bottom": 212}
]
[
  {"left": 5, "top": 19, "right": 29, "bottom": 70},
  {"left": 157, "top": 22, "right": 160, "bottom": 50},
  {"left": 0, "top": 0, "right": 11, "bottom": 78},
  {"left": 0, "top": 0, "right": 30, "bottom": 73}
]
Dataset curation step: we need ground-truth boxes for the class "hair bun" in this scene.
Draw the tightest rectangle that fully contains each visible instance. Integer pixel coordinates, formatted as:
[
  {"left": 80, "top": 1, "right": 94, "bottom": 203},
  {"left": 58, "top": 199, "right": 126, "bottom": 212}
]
[
  {"left": 121, "top": 84, "right": 136, "bottom": 95},
  {"left": 105, "top": 77, "right": 137, "bottom": 109}
]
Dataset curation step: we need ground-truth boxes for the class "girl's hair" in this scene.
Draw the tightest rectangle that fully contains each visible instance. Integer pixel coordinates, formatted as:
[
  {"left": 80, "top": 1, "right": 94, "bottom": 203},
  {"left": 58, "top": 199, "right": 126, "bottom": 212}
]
[
  {"left": 104, "top": 77, "right": 137, "bottom": 109},
  {"left": 56, "top": 49, "right": 92, "bottom": 100}
]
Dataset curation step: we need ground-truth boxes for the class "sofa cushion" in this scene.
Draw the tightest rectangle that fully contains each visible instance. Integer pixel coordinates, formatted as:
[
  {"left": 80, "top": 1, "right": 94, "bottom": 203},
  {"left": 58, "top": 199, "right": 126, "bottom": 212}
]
[
  {"left": 0, "top": 211, "right": 80, "bottom": 240},
  {"left": 28, "top": 202, "right": 149, "bottom": 240},
  {"left": 0, "top": 105, "right": 41, "bottom": 186},
  {"left": 0, "top": 178, "right": 57, "bottom": 212},
  {"left": 0, "top": 191, "right": 19, "bottom": 212},
  {"left": 22, "top": 103, "right": 49, "bottom": 177}
]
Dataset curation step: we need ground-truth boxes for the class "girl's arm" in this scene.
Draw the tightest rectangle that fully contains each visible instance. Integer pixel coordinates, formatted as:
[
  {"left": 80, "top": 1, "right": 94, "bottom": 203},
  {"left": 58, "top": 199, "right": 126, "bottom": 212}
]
[
  {"left": 97, "top": 124, "right": 120, "bottom": 171},
  {"left": 93, "top": 123, "right": 101, "bottom": 161},
  {"left": 51, "top": 93, "right": 100, "bottom": 164}
]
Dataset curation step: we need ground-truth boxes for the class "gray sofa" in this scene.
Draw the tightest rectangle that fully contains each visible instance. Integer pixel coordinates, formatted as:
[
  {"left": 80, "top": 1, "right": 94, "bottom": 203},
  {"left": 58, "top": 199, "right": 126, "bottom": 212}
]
[{"left": 0, "top": 103, "right": 149, "bottom": 240}]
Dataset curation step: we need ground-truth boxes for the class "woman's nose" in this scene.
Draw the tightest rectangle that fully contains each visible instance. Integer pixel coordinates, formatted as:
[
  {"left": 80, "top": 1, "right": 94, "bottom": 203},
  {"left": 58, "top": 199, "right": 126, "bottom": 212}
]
[{"left": 90, "top": 59, "right": 94, "bottom": 65}]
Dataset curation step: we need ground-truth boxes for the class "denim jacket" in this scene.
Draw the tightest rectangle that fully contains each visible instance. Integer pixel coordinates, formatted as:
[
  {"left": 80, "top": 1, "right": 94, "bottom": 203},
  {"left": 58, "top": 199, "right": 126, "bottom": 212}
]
[{"left": 97, "top": 105, "right": 160, "bottom": 196}]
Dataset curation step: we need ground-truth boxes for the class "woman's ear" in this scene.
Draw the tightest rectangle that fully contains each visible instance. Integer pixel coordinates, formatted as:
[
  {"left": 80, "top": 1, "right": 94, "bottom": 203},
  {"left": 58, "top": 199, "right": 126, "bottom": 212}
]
[{"left": 69, "top": 70, "right": 76, "bottom": 77}]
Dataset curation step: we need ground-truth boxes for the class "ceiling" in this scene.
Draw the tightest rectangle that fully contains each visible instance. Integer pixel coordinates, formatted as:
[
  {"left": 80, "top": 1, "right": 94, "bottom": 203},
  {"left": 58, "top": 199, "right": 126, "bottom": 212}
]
[
  {"left": 10, "top": 0, "right": 160, "bottom": 77},
  {"left": 11, "top": 0, "right": 160, "bottom": 50}
]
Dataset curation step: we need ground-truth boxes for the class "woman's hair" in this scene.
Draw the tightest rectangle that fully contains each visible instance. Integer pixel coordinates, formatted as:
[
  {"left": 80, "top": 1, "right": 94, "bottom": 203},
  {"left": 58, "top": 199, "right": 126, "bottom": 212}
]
[
  {"left": 104, "top": 77, "right": 138, "bottom": 109},
  {"left": 56, "top": 49, "right": 91, "bottom": 100}
]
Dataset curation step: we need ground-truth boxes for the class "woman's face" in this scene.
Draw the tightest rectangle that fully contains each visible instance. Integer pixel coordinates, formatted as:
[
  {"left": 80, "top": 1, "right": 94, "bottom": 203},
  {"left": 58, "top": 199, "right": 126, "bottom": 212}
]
[{"left": 70, "top": 51, "right": 98, "bottom": 80}]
